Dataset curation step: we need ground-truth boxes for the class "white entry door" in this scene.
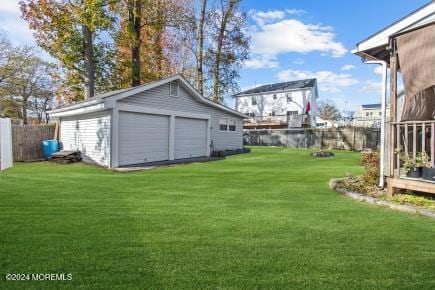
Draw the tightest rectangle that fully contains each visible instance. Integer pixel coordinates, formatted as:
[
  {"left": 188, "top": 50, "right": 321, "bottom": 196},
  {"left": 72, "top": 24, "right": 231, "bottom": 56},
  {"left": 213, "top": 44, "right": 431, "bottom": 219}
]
[
  {"left": 174, "top": 117, "right": 208, "bottom": 159},
  {"left": 119, "top": 112, "right": 170, "bottom": 166}
]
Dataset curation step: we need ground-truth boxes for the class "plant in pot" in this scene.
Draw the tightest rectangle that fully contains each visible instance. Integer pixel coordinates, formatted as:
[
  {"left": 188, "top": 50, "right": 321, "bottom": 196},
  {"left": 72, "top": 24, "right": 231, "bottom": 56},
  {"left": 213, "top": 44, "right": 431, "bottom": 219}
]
[
  {"left": 419, "top": 151, "right": 435, "bottom": 181},
  {"left": 395, "top": 147, "right": 423, "bottom": 178}
]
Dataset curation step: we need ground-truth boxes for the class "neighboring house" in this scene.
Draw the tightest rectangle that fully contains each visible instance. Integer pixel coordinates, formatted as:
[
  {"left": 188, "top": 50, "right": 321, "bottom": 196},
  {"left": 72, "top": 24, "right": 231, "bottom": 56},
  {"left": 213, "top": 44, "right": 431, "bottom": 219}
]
[
  {"left": 234, "top": 79, "right": 319, "bottom": 129},
  {"left": 354, "top": 103, "right": 388, "bottom": 127},
  {"left": 316, "top": 116, "right": 339, "bottom": 128},
  {"left": 49, "top": 74, "right": 247, "bottom": 168},
  {"left": 354, "top": 92, "right": 405, "bottom": 127}
]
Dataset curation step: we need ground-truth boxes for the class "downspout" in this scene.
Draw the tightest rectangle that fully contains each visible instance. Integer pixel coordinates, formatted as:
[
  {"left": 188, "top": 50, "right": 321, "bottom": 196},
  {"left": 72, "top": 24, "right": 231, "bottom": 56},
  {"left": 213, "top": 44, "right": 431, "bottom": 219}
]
[{"left": 364, "top": 60, "right": 388, "bottom": 188}]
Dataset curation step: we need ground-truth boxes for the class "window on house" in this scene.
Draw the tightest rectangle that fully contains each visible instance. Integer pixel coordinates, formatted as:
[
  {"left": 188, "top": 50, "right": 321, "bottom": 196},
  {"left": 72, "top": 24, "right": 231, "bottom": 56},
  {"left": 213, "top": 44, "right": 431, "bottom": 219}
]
[
  {"left": 286, "top": 93, "right": 292, "bottom": 103},
  {"left": 370, "top": 112, "right": 373, "bottom": 116},
  {"left": 229, "top": 119, "right": 236, "bottom": 131},
  {"left": 270, "top": 111, "right": 276, "bottom": 116},
  {"left": 251, "top": 97, "right": 257, "bottom": 105},
  {"left": 379, "top": 112, "right": 382, "bottom": 116},
  {"left": 273, "top": 94, "right": 277, "bottom": 100},
  {"left": 169, "top": 81, "right": 179, "bottom": 97},
  {"left": 219, "top": 117, "right": 228, "bottom": 131},
  {"left": 287, "top": 111, "right": 298, "bottom": 116},
  {"left": 366, "top": 112, "right": 369, "bottom": 117}
]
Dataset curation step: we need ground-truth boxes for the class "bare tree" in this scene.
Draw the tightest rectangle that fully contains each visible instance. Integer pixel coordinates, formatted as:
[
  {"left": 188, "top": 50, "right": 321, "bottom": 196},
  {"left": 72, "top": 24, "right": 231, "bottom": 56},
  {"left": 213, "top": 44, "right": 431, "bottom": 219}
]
[
  {"left": 0, "top": 34, "right": 34, "bottom": 85},
  {"left": 206, "top": 0, "right": 249, "bottom": 103},
  {"left": 317, "top": 99, "right": 342, "bottom": 121},
  {"left": 0, "top": 48, "right": 56, "bottom": 124},
  {"left": 196, "top": 0, "right": 207, "bottom": 94}
]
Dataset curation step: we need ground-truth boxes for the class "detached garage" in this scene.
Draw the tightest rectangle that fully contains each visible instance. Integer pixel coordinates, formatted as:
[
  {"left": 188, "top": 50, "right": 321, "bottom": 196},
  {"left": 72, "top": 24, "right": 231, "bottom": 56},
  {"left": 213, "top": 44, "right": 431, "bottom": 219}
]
[{"left": 49, "top": 74, "right": 247, "bottom": 168}]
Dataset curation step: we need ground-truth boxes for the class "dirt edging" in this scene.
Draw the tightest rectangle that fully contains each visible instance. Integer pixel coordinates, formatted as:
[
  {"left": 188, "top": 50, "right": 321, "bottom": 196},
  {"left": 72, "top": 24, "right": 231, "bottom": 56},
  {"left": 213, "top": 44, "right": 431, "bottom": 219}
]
[{"left": 329, "top": 178, "right": 435, "bottom": 219}]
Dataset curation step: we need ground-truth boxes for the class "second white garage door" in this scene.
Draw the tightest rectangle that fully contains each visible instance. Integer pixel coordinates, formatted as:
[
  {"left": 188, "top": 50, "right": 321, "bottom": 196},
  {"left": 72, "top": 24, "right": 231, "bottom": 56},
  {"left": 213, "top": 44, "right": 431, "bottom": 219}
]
[
  {"left": 175, "top": 117, "right": 208, "bottom": 159},
  {"left": 119, "top": 112, "right": 169, "bottom": 166}
]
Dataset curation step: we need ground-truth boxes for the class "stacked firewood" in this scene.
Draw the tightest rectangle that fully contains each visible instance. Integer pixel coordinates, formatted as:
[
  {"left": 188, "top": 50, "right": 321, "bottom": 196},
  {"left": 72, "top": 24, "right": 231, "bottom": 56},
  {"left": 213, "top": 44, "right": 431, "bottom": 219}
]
[{"left": 48, "top": 151, "right": 82, "bottom": 164}]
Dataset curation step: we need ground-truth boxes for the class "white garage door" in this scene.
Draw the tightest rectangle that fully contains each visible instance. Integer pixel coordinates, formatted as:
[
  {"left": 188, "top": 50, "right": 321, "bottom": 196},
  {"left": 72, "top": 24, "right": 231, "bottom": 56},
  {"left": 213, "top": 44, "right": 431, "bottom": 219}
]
[
  {"left": 175, "top": 117, "right": 207, "bottom": 159},
  {"left": 119, "top": 112, "right": 169, "bottom": 166}
]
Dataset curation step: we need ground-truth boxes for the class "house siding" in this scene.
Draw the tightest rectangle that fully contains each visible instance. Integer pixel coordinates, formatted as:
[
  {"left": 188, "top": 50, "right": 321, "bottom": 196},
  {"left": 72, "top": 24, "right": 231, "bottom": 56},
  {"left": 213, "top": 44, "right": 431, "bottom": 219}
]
[
  {"left": 118, "top": 82, "right": 243, "bottom": 151},
  {"left": 235, "top": 88, "right": 318, "bottom": 126},
  {"left": 60, "top": 110, "right": 111, "bottom": 167}
]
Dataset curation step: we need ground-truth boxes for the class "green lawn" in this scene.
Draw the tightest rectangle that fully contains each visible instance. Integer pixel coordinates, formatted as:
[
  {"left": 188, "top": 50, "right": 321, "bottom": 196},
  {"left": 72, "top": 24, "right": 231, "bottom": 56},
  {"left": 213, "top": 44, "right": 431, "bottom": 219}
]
[{"left": 0, "top": 147, "right": 434, "bottom": 289}]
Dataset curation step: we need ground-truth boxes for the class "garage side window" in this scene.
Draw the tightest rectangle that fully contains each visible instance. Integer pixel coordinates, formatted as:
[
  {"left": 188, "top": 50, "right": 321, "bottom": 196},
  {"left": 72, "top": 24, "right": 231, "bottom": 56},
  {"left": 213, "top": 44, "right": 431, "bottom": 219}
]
[
  {"left": 170, "top": 81, "right": 179, "bottom": 97},
  {"left": 229, "top": 118, "right": 236, "bottom": 131},
  {"left": 219, "top": 117, "right": 228, "bottom": 131}
]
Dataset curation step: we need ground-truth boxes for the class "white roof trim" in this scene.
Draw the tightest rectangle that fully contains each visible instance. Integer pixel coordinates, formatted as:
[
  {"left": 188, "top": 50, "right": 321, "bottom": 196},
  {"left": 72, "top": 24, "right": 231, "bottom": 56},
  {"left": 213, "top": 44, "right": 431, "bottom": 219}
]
[
  {"left": 50, "top": 103, "right": 107, "bottom": 118},
  {"left": 50, "top": 74, "right": 248, "bottom": 119},
  {"left": 352, "top": 2, "right": 435, "bottom": 55}
]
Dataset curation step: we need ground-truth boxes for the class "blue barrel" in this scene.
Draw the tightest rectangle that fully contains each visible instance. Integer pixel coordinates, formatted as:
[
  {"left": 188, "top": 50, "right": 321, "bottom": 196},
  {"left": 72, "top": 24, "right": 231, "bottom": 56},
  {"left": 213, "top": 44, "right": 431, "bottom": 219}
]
[{"left": 41, "top": 139, "right": 59, "bottom": 159}]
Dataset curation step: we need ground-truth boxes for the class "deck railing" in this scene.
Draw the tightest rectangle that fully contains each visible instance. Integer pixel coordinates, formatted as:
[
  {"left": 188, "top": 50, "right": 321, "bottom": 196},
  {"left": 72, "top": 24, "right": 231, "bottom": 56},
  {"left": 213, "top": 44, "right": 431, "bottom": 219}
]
[
  {"left": 391, "top": 120, "right": 435, "bottom": 176},
  {"left": 244, "top": 114, "right": 310, "bottom": 127}
]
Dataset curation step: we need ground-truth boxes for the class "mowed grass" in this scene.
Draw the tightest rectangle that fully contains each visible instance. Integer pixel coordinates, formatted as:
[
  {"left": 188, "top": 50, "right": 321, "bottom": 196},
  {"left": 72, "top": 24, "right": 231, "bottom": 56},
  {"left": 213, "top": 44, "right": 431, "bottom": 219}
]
[{"left": 0, "top": 147, "right": 434, "bottom": 289}]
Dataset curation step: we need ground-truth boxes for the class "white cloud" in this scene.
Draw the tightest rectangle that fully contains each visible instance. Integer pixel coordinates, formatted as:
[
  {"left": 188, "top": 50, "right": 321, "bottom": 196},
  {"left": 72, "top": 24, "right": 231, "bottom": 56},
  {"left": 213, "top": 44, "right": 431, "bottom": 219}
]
[
  {"left": 293, "top": 58, "right": 304, "bottom": 65},
  {"left": 244, "top": 55, "right": 279, "bottom": 69},
  {"left": 0, "top": 0, "right": 19, "bottom": 14},
  {"left": 250, "top": 18, "right": 347, "bottom": 58},
  {"left": 341, "top": 64, "right": 355, "bottom": 71},
  {"left": 373, "top": 66, "right": 384, "bottom": 75},
  {"left": 251, "top": 10, "right": 286, "bottom": 26},
  {"left": 277, "top": 68, "right": 359, "bottom": 93},
  {"left": 359, "top": 80, "right": 382, "bottom": 93},
  {"left": 0, "top": 0, "right": 35, "bottom": 45},
  {"left": 285, "top": 9, "right": 306, "bottom": 15}
]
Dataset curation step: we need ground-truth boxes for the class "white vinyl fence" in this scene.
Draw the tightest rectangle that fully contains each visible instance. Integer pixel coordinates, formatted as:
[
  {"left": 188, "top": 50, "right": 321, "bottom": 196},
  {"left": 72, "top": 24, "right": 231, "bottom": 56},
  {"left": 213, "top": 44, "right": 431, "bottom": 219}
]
[{"left": 0, "top": 118, "right": 13, "bottom": 171}]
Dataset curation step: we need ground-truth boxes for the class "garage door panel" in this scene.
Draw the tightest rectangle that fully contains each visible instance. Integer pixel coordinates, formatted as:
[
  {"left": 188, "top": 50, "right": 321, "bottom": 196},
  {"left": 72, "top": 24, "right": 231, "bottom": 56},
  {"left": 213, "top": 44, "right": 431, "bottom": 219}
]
[
  {"left": 119, "top": 112, "right": 169, "bottom": 165},
  {"left": 119, "top": 144, "right": 168, "bottom": 153},
  {"left": 175, "top": 117, "right": 207, "bottom": 159},
  {"left": 119, "top": 134, "right": 168, "bottom": 142}
]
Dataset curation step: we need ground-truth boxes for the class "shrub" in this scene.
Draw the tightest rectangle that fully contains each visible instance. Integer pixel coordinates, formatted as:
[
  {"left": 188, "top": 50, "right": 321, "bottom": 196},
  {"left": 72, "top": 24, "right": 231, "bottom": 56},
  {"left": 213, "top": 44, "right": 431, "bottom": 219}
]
[{"left": 360, "top": 151, "right": 380, "bottom": 189}]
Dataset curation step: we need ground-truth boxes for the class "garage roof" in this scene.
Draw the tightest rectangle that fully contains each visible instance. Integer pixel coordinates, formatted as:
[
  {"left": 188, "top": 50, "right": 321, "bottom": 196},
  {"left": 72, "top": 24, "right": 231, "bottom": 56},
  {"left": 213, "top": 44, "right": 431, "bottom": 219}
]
[{"left": 50, "top": 74, "right": 248, "bottom": 118}]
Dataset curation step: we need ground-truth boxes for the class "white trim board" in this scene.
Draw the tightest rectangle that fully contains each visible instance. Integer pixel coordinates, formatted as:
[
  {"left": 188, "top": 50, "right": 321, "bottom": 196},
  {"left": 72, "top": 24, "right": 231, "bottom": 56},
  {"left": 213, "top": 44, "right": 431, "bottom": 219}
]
[{"left": 50, "top": 103, "right": 106, "bottom": 118}]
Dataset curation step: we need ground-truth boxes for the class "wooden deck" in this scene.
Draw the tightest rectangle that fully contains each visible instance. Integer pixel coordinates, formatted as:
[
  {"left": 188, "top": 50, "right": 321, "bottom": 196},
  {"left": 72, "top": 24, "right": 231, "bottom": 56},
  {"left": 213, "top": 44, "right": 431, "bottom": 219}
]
[{"left": 387, "top": 176, "right": 435, "bottom": 197}]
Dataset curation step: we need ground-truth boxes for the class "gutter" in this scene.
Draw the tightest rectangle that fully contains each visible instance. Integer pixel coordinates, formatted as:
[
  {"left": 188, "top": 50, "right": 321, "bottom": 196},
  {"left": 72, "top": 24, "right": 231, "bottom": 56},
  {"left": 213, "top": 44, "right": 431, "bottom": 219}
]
[{"left": 363, "top": 60, "right": 388, "bottom": 189}]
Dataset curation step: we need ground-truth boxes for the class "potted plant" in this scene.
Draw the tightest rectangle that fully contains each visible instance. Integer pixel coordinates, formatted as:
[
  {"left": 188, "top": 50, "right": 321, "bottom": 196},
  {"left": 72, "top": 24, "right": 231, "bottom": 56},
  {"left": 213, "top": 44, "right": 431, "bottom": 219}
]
[
  {"left": 420, "top": 151, "right": 435, "bottom": 181},
  {"left": 395, "top": 147, "right": 423, "bottom": 178}
]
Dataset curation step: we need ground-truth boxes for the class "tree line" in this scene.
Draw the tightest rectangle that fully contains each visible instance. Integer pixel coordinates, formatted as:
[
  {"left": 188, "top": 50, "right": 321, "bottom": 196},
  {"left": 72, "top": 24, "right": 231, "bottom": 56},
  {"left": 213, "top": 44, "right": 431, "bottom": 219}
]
[
  {"left": 0, "top": 0, "right": 249, "bottom": 124},
  {"left": 0, "top": 36, "right": 56, "bottom": 124}
]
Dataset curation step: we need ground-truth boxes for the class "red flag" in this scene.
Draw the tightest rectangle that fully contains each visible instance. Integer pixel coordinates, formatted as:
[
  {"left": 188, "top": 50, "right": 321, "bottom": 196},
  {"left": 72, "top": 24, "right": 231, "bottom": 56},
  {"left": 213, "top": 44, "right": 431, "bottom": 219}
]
[{"left": 305, "top": 101, "right": 311, "bottom": 114}]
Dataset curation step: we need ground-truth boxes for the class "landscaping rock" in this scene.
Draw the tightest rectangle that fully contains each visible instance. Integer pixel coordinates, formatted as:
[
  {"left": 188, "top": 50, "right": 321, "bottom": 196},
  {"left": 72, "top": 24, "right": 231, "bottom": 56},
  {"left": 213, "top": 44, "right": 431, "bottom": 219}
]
[
  {"left": 330, "top": 178, "right": 435, "bottom": 219},
  {"left": 311, "top": 150, "right": 335, "bottom": 157}
]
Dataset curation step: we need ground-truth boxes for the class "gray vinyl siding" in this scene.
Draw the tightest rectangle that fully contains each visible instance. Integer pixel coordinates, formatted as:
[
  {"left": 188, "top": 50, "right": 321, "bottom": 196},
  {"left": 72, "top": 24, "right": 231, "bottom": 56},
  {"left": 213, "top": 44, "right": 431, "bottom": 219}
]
[
  {"left": 60, "top": 110, "right": 111, "bottom": 167},
  {"left": 118, "top": 82, "right": 243, "bottom": 151}
]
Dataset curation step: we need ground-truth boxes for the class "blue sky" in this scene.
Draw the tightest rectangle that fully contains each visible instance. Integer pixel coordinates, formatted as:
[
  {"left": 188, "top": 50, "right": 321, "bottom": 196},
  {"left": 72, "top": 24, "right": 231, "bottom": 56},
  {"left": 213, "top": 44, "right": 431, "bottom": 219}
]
[
  {"left": 237, "top": 0, "right": 429, "bottom": 110},
  {"left": 0, "top": 0, "right": 430, "bottom": 110}
]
